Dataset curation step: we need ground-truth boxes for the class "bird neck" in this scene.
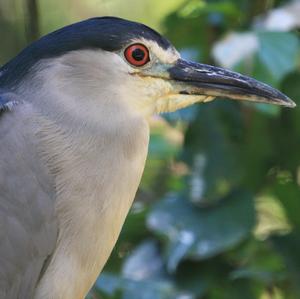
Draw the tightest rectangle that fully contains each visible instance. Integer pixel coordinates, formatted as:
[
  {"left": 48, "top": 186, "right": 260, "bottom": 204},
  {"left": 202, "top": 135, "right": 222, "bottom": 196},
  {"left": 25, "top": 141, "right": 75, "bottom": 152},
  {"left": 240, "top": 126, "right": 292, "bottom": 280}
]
[
  {"left": 17, "top": 74, "right": 150, "bottom": 299},
  {"left": 33, "top": 106, "right": 149, "bottom": 299}
]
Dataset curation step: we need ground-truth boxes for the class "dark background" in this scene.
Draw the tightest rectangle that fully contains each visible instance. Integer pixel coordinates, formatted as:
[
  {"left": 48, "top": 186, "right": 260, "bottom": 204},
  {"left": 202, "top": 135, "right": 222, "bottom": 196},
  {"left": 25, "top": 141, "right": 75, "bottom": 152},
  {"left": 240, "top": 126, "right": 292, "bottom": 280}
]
[{"left": 1, "top": 0, "right": 300, "bottom": 298}]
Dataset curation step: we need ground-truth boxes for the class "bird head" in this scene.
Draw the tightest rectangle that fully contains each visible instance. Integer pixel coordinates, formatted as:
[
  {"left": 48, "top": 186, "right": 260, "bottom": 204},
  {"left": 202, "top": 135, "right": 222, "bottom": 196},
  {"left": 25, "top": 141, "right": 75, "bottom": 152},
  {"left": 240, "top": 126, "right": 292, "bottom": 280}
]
[{"left": 1, "top": 17, "right": 295, "bottom": 120}]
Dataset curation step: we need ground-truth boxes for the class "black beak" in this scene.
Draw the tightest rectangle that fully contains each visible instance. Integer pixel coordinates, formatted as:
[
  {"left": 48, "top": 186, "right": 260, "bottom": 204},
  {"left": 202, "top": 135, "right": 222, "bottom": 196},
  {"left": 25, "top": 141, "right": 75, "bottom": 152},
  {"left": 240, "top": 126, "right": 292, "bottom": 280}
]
[{"left": 168, "top": 59, "right": 295, "bottom": 108}]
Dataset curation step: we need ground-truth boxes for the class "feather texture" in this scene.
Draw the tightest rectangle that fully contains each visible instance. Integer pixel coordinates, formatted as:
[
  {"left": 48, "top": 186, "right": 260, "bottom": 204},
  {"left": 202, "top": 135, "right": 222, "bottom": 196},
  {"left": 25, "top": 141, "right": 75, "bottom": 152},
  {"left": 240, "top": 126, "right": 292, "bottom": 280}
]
[{"left": 0, "top": 96, "right": 58, "bottom": 299}]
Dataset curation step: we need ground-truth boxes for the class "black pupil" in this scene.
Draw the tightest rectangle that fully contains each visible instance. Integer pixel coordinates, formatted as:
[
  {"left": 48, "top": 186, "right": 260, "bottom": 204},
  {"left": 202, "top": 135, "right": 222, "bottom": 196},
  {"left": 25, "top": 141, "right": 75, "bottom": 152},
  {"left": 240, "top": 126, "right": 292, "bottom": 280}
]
[{"left": 132, "top": 48, "right": 145, "bottom": 61}]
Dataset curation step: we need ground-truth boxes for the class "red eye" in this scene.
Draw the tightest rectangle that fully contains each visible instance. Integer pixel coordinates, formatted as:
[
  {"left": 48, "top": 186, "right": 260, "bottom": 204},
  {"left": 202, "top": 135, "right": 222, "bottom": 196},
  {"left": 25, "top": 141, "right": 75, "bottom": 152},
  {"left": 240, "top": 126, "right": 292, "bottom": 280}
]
[{"left": 124, "top": 44, "right": 150, "bottom": 67}]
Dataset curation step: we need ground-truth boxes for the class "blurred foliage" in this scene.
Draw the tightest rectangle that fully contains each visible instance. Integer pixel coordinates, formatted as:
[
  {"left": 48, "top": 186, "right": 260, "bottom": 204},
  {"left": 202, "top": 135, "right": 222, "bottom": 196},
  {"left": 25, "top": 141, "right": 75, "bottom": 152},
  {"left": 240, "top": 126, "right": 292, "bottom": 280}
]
[
  {"left": 94, "top": 1, "right": 300, "bottom": 298},
  {"left": 1, "top": 0, "right": 300, "bottom": 298}
]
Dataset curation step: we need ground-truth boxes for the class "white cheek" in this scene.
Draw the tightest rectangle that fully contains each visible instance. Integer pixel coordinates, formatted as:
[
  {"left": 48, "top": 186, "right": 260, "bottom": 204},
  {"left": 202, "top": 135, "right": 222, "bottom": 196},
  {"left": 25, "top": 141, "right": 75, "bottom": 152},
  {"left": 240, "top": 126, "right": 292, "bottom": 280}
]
[
  {"left": 118, "top": 77, "right": 174, "bottom": 115},
  {"left": 21, "top": 49, "right": 139, "bottom": 124}
]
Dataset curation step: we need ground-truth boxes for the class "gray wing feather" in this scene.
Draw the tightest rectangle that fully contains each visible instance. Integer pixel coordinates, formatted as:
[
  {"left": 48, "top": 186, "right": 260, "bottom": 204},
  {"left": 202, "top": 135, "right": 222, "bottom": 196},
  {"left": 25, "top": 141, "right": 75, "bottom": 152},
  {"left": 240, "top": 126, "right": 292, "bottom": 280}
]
[
  {"left": 0, "top": 90, "right": 20, "bottom": 113},
  {"left": 0, "top": 92, "right": 58, "bottom": 299}
]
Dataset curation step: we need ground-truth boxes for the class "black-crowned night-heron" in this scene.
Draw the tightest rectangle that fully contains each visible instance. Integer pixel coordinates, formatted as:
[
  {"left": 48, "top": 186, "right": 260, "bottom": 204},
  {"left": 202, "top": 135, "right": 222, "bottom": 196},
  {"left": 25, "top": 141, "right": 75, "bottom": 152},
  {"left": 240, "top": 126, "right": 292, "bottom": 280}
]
[{"left": 0, "top": 17, "right": 295, "bottom": 299}]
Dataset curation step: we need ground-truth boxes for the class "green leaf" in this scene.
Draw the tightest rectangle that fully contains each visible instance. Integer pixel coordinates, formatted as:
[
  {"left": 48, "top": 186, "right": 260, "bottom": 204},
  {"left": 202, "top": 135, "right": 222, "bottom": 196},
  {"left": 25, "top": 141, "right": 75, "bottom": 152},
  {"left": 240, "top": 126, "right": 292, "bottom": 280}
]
[
  {"left": 175, "top": 261, "right": 214, "bottom": 297},
  {"left": 271, "top": 233, "right": 300, "bottom": 296},
  {"left": 122, "top": 280, "right": 179, "bottom": 299},
  {"left": 182, "top": 102, "right": 244, "bottom": 204},
  {"left": 97, "top": 241, "right": 192, "bottom": 299},
  {"left": 147, "top": 191, "right": 256, "bottom": 270},
  {"left": 96, "top": 274, "right": 122, "bottom": 297},
  {"left": 122, "top": 240, "right": 165, "bottom": 280},
  {"left": 230, "top": 268, "right": 280, "bottom": 283},
  {"left": 281, "top": 71, "right": 300, "bottom": 111},
  {"left": 257, "top": 32, "right": 299, "bottom": 82},
  {"left": 209, "top": 278, "right": 263, "bottom": 299},
  {"left": 96, "top": 273, "right": 181, "bottom": 299},
  {"left": 273, "top": 182, "right": 300, "bottom": 230}
]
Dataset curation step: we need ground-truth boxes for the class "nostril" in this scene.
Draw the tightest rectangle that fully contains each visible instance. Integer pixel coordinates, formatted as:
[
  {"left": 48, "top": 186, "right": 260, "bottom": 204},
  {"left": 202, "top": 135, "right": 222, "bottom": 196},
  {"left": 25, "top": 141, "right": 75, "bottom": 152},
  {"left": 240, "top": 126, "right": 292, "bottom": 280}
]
[{"left": 179, "top": 90, "right": 190, "bottom": 95}]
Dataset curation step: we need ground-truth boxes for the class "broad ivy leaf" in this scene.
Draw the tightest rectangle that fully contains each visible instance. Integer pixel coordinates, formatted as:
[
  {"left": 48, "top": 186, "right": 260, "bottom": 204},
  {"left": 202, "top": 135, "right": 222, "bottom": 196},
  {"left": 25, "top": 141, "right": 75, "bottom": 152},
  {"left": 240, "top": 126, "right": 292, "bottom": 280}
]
[
  {"left": 97, "top": 241, "right": 194, "bottom": 299},
  {"left": 147, "top": 191, "right": 255, "bottom": 270},
  {"left": 182, "top": 102, "right": 244, "bottom": 204},
  {"left": 122, "top": 240, "right": 165, "bottom": 280},
  {"left": 96, "top": 273, "right": 183, "bottom": 299}
]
